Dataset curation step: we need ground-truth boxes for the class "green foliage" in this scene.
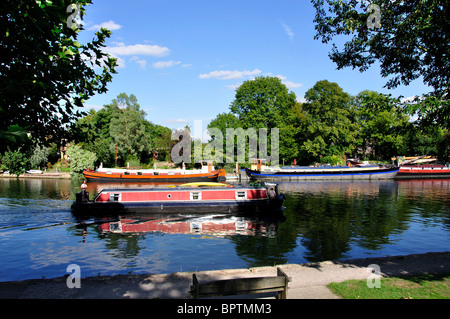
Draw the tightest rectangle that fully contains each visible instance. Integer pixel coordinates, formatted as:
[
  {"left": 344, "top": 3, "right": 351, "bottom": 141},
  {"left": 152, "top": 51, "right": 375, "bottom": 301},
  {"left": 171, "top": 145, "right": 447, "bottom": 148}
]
[
  {"left": 109, "top": 94, "right": 152, "bottom": 165},
  {"left": 228, "top": 76, "right": 297, "bottom": 164},
  {"left": 0, "top": 0, "right": 117, "bottom": 144},
  {"left": 1, "top": 148, "right": 29, "bottom": 176},
  {"left": 71, "top": 93, "right": 172, "bottom": 167},
  {"left": 30, "top": 145, "right": 50, "bottom": 169},
  {"left": 230, "top": 76, "right": 297, "bottom": 129},
  {"left": 66, "top": 144, "right": 97, "bottom": 173},
  {"left": 311, "top": 0, "right": 449, "bottom": 129},
  {"left": 206, "top": 78, "right": 448, "bottom": 165},
  {"left": 301, "top": 80, "right": 359, "bottom": 161},
  {"left": 0, "top": 125, "right": 30, "bottom": 153},
  {"left": 355, "top": 91, "right": 410, "bottom": 159}
]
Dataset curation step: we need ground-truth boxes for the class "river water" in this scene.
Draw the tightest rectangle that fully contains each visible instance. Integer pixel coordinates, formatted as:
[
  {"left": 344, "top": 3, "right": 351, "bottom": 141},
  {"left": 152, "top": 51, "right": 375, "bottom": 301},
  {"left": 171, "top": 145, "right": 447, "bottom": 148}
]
[{"left": 0, "top": 177, "right": 448, "bottom": 282}]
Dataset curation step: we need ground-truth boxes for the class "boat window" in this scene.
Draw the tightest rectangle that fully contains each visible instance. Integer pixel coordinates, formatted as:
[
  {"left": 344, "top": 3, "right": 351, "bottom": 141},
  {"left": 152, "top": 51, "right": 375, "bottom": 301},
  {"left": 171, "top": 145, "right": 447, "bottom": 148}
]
[
  {"left": 190, "top": 222, "right": 202, "bottom": 233},
  {"left": 110, "top": 193, "right": 120, "bottom": 202},
  {"left": 236, "top": 191, "right": 247, "bottom": 199},
  {"left": 124, "top": 171, "right": 130, "bottom": 175},
  {"left": 109, "top": 222, "right": 122, "bottom": 232},
  {"left": 190, "top": 192, "right": 202, "bottom": 200},
  {"left": 137, "top": 172, "right": 142, "bottom": 175}
]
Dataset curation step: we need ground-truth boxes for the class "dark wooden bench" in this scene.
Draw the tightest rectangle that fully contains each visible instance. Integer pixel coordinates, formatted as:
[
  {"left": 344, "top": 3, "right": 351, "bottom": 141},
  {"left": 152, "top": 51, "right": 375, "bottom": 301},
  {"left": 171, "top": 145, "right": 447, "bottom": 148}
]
[{"left": 189, "top": 267, "right": 291, "bottom": 299}]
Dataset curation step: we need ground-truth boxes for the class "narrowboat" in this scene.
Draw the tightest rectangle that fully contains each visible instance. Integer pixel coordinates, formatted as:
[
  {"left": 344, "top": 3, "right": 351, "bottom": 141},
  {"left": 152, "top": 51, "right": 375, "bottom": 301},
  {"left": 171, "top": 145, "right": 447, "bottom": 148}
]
[
  {"left": 246, "top": 159, "right": 399, "bottom": 181},
  {"left": 82, "top": 161, "right": 226, "bottom": 183},
  {"left": 71, "top": 182, "right": 285, "bottom": 214}
]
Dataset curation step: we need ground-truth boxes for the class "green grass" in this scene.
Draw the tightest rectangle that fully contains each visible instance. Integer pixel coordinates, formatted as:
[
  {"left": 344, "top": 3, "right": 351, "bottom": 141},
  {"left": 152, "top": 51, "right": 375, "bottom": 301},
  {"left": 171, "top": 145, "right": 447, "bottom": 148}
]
[{"left": 328, "top": 273, "right": 450, "bottom": 299}]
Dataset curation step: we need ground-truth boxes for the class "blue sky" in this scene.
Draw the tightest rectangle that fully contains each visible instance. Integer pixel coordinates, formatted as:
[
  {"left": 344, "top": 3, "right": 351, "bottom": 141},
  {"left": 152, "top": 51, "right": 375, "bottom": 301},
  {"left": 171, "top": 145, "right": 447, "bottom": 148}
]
[{"left": 78, "top": 0, "right": 430, "bottom": 138}]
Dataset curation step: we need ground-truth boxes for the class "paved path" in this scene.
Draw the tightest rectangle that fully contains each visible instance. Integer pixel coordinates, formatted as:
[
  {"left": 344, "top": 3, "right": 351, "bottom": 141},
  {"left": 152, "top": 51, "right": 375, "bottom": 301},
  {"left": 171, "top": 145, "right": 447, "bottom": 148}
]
[{"left": 0, "top": 252, "right": 448, "bottom": 299}]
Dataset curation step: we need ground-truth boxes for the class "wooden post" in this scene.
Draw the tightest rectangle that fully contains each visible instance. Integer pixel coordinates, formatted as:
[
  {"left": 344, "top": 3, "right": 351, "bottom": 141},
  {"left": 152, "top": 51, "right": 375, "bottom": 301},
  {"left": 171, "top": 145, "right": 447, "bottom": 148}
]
[
  {"left": 115, "top": 138, "right": 118, "bottom": 168},
  {"left": 276, "top": 267, "right": 291, "bottom": 299},
  {"left": 237, "top": 162, "right": 240, "bottom": 182}
]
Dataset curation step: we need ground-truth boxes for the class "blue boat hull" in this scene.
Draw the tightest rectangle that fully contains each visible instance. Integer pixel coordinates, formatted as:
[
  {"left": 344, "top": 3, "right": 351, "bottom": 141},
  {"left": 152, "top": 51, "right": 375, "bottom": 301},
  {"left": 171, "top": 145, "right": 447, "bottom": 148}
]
[{"left": 246, "top": 167, "right": 399, "bottom": 180}]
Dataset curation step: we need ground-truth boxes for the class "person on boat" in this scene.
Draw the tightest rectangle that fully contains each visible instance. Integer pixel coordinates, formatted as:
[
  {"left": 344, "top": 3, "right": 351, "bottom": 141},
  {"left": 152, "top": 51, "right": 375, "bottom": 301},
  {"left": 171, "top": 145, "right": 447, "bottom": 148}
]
[
  {"left": 268, "top": 186, "right": 276, "bottom": 199},
  {"left": 80, "top": 180, "right": 89, "bottom": 201}
]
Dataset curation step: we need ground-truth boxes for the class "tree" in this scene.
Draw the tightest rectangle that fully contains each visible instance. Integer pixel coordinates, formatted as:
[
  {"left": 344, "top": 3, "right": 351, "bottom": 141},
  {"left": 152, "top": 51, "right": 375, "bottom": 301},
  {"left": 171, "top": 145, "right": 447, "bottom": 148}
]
[
  {"left": 1, "top": 148, "right": 29, "bottom": 176},
  {"left": 66, "top": 144, "right": 97, "bottom": 172},
  {"left": 404, "top": 125, "right": 445, "bottom": 157},
  {"left": 207, "top": 112, "right": 240, "bottom": 164},
  {"left": 230, "top": 76, "right": 297, "bottom": 129},
  {"left": 311, "top": 0, "right": 449, "bottom": 128},
  {"left": 355, "top": 91, "right": 409, "bottom": 160},
  {"left": 30, "top": 145, "right": 50, "bottom": 169},
  {"left": 0, "top": 0, "right": 117, "bottom": 144},
  {"left": 301, "top": 80, "right": 359, "bottom": 163},
  {"left": 229, "top": 76, "right": 297, "bottom": 164},
  {"left": 108, "top": 94, "right": 152, "bottom": 166}
]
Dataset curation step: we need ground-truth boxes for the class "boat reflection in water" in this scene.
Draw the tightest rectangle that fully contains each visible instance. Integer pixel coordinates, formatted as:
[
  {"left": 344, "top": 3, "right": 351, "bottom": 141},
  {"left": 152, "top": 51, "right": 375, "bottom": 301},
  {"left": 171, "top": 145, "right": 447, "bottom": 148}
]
[{"left": 97, "top": 213, "right": 285, "bottom": 238}]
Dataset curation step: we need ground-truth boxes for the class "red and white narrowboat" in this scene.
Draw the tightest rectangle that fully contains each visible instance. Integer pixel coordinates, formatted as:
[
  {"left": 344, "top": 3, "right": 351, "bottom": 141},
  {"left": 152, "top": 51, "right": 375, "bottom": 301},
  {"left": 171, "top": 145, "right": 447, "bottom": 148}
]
[{"left": 71, "top": 182, "right": 285, "bottom": 214}]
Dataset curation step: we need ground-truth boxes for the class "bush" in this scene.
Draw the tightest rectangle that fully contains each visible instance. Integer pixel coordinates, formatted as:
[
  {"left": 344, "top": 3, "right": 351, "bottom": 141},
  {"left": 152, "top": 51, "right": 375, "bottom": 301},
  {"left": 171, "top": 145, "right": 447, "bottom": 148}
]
[
  {"left": 66, "top": 144, "right": 97, "bottom": 173},
  {"left": 1, "top": 148, "right": 29, "bottom": 176}
]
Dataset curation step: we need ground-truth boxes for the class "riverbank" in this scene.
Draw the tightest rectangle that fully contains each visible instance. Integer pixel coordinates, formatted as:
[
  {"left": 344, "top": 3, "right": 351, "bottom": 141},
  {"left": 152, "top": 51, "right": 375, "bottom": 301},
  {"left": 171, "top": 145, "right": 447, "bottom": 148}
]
[
  {"left": 0, "top": 172, "right": 72, "bottom": 179},
  {"left": 1, "top": 172, "right": 242, "bottom": 181},
  {"left": 0, "top": 251, "right": 448, "bottom": 299}
]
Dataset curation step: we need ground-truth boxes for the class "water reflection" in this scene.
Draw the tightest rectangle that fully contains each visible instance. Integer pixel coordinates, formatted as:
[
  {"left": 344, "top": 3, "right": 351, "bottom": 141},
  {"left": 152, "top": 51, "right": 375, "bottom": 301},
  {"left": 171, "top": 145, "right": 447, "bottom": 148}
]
[
  {"left": 274, "top": 180, "right": 450, "bottom": 262},
  {"left": 0, "top": 178, "right": 448, "bottom": 281},
  {"left": 94, "top": 214, "right": 283, "bottom": 237},
  {"left": 0, "top": 177, "right": 74, "bottom": 200}
]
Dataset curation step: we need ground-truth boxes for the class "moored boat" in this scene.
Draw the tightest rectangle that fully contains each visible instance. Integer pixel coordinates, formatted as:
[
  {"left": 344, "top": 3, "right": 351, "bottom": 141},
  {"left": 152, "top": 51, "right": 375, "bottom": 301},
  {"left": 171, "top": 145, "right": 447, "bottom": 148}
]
[
  {"left": 82, "top": 161, "right": 226, "bottom": 182},
  {"left": 71, "top": 182, "right": 285, "bottom": 214},
  {"left": 393, "top": 156, "right": 450, "bottom": 179},
  {"left": 246, "top": 161, "right": 399, "bottom": 181},
  {"left": 395, "top": 164, "right": 450, "bottom": 179}
]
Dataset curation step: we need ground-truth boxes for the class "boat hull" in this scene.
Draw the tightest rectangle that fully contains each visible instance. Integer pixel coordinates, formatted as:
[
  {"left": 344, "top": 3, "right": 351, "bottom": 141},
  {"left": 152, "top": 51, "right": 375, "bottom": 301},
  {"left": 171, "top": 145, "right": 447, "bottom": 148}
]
[
  {"left": 71, "top": 184, "right": 285, "bottom": 215},
  {"left": 71, "top": 198, "right": 284, "bottom": 214},
  {"left": 246, "top": 166, "right": 399, "bottom": 180},
  {"left": 395, "top": 166, "right": 450, "bottom": 179},
  {"left": 82, "top": 169, "right": 226, "bottom": 182}
]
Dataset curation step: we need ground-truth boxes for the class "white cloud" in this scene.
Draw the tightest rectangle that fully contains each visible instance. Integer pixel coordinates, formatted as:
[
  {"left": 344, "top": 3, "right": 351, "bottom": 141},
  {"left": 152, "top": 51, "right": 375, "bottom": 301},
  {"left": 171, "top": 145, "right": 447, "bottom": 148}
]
[
  {"left": 84, "top": 104, "right": 104, "bottom": 111},
  {"left": 114, "top": 56, "right": 127, "bottom": 69},
  {"left": 88, "top": 20, "right": 122, "bottom": 31},
  {"left": 105, "top": 43, "right": 170, "bottom": 57},
  {"left": 225, "top": 83, "right": 241, "bottom": 90},
  {"left": 283, "top": 80, "right": 303, "bottom": 89},
  {"left": 153, "top": 60, "right": 182, "bottom": 69},
  {"left": 199, "top": 69, "right": 261, "bottom": 80},
  {"left": 280, "top": 21, "right": 295, "bottom": 42},
  {"left": 130, "top": 56, "right": 147, "bottom": 69},
  {"left": 220, "top": 73, "right": 302, "bottom": 91},
  {"left": 272, "top": 74, "right": 302, "bottom": 89}
]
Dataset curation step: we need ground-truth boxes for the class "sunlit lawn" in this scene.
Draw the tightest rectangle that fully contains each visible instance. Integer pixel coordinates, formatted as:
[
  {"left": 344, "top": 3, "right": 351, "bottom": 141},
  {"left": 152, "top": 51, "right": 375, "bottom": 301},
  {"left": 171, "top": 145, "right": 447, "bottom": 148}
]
[{"left": 328, "top": 273, "right": 450, "bottom": 299}]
